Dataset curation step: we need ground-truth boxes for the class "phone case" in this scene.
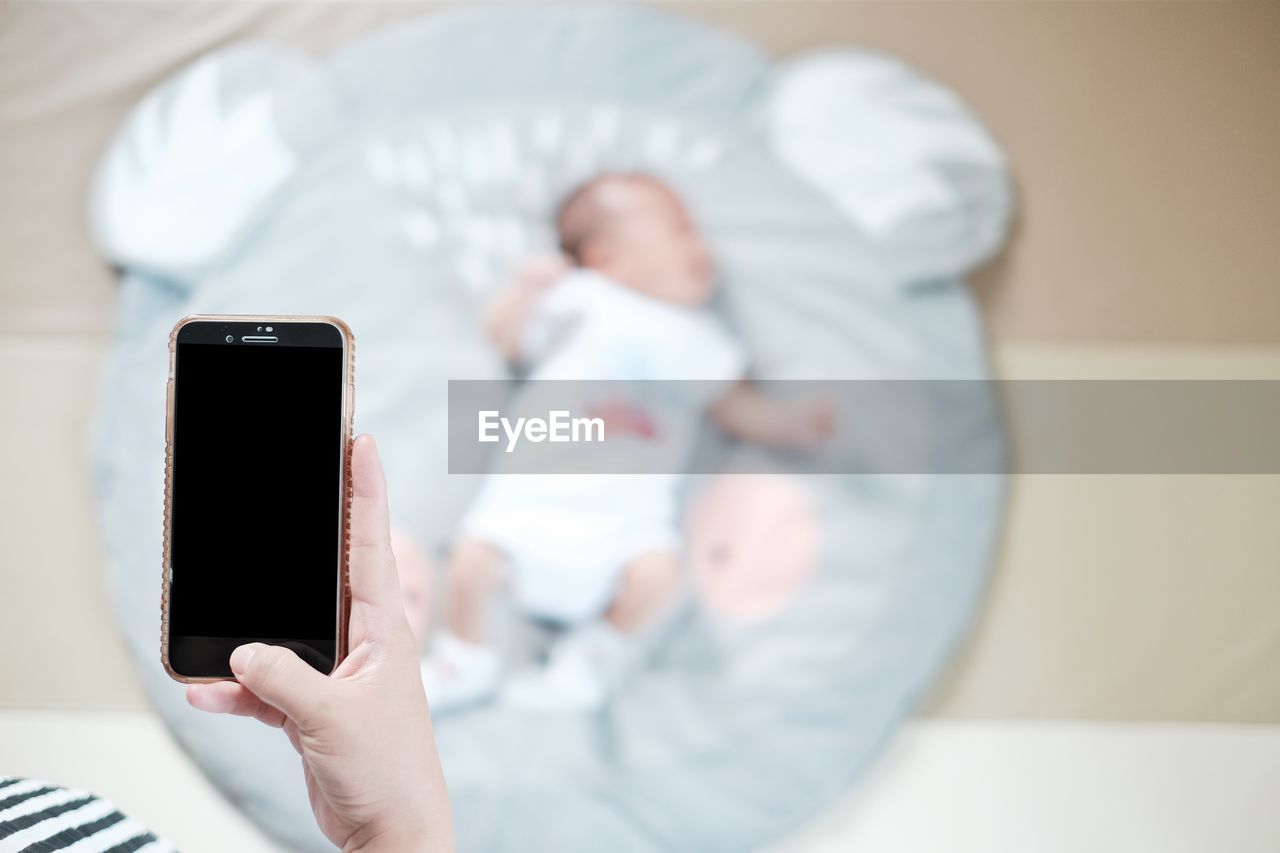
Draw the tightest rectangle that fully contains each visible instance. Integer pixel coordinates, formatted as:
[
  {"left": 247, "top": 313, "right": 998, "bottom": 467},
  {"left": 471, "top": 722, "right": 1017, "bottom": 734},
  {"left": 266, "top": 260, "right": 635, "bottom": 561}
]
[{"left": 161, "top": 315, "right": 356, "bottom": 683}]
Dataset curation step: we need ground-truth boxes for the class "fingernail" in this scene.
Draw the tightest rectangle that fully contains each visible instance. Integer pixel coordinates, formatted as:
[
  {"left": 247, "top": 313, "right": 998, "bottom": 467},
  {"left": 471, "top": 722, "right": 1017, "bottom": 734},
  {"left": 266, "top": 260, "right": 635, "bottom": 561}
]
[{"left": 230, "top": 643, "right": 262, "bottom": 675}]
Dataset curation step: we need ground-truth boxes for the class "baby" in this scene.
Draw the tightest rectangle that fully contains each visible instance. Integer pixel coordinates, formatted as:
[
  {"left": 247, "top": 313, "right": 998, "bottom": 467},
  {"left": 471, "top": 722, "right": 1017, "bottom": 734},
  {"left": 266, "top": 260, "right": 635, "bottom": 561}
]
[{"left": 422, "top": 173, "right": 832, "bottom": 713}]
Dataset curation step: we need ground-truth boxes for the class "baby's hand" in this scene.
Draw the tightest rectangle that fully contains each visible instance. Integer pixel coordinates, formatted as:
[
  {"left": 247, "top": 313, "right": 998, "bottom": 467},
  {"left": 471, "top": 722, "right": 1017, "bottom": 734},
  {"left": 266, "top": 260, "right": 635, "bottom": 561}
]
[
  {"left": 484, "top": 253, "right": 571, "bottom": 361},
  {"left": 508, "top": 253, "right": 571, "bottom": 294},
  {"left": 779, "top": 395, "right": 837, "bottom": 450},
  {"left": 710, "top": 384, "right": 837, "bottom": 451}
]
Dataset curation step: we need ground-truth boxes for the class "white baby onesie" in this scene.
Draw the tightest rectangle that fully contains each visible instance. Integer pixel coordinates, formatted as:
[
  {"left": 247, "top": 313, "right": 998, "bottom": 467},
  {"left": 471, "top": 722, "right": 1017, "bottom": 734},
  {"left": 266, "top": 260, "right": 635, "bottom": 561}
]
[{"left": 460, "top": 269, "right": 745, "bottom": 623}]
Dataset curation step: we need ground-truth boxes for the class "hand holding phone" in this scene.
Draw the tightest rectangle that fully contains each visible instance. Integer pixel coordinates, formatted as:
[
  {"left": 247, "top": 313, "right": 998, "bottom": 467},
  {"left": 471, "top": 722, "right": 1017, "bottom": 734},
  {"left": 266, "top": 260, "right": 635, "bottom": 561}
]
[{"left": 187, "top": 436, "right": 454, "bottom": 852}]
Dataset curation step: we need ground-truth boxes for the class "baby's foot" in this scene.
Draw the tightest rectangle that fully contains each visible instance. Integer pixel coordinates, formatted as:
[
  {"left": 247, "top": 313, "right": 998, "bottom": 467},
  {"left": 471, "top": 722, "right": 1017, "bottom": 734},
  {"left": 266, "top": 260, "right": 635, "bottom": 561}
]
[
  {"left": 421, "top": 632, "right": 501, "bottom": 715},
  {"left": 501, "top": 621, "right": 636, "bottom": 713}
]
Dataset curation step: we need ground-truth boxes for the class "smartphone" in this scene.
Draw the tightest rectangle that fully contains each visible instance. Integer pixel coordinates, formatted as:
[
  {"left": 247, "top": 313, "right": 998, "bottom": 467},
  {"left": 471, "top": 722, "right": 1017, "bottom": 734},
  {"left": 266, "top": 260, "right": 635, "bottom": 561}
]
[{"left": 162, "top": 316, "right": 355, "bottom": 682}]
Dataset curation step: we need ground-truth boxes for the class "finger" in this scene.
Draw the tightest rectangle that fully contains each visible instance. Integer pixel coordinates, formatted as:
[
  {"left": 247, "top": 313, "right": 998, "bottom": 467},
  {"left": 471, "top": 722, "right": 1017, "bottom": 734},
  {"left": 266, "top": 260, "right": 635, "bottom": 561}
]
[
  {"left": 186, "top": 681, "right": 286, "bottom": 728},
  {"left": 348, "top": 434, "right": 403, "bottom": 615},
  {"left": 230, "top": 643, "right": 329, "bottom": 728}
]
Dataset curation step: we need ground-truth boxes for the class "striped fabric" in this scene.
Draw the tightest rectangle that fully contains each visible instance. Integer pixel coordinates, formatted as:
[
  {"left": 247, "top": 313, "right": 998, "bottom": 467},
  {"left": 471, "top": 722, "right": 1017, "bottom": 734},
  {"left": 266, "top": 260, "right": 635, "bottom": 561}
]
[{"left": 0, "top": 778, "right": 175, "bottom": 853}]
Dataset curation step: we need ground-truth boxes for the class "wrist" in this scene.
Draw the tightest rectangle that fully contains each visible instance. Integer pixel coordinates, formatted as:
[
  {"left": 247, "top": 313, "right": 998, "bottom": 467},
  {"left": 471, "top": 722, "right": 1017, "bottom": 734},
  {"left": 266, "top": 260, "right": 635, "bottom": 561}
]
[{"left": 344, "top": 817, "right": 447, "bottom": 853}]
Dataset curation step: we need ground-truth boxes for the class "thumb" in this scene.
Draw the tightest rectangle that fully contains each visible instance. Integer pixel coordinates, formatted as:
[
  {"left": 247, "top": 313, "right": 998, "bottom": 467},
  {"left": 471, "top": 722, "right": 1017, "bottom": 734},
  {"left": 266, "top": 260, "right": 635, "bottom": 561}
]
[{"left": 230, "top": 643, "right": 329, "bottom": 727}]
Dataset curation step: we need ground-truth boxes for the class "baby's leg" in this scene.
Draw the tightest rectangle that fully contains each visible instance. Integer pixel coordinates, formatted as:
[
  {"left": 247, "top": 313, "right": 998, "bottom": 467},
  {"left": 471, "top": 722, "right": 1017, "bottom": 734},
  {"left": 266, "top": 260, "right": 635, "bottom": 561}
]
[
  {"left": 500, "top": 550, "right": 681, "bottom": 712},
  {"left": 390, "top": 528, "right": 434, "bottom": 650},
  {"left": 443, "top": 536, "right": 505, "bottom": 643},
  {"left": 422, "top": 537, "right": 506, "bottom": 714},
  {"left": 605, "top": 549, "right": 683, "bottom": 634}
]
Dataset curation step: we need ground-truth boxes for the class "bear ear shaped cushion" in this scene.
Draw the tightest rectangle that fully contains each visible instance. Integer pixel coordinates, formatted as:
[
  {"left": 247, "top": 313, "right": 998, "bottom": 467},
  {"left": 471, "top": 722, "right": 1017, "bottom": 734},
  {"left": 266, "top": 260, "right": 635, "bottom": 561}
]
[
  {"left": 765, "top": 50, "right": 1014, "bottom": 284},
  {"left": 88, "top": 44, "right": 340, "bottom": 285},
  {"left": 685, "top": 475, "right": 820, "bottom": 626}
]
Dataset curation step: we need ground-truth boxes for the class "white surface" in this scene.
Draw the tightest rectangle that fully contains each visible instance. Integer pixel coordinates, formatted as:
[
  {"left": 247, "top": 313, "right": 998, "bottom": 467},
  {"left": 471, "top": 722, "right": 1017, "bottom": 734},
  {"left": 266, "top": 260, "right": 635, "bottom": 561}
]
[
  {"left": 2, "top": 712, "right": 1277, "bottom": 853},
  {"left": 0, "top": 710, "right": 285, "bottom": 852},
  {"left": 772, "top": 720, "right": 1280, "bottom": 853}
]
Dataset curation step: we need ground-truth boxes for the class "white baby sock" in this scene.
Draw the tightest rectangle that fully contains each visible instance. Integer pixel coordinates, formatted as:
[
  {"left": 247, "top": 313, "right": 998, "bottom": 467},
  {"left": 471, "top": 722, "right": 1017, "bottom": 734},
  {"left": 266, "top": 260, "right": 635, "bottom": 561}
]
[
  {"left": 501, "top": 620, "right": 638, "bottom": 713},
  {"left": 420, "top": 631, "right": 502, "bottom": 715}
]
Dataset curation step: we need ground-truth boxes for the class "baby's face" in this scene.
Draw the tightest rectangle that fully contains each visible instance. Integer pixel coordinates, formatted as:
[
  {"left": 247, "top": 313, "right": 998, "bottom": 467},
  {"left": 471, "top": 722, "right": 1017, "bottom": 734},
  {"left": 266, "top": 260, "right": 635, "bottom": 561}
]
[{"left": 598, "top": 181, "right": 715, "bottom": 306}]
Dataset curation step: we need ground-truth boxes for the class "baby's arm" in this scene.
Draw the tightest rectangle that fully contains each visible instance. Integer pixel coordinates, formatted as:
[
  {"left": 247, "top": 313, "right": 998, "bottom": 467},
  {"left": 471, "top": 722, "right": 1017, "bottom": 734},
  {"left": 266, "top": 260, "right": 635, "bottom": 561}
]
[
  {"left": 709, "top": 381, "right": 835, "bottom": 450},
  {"left": 482, "top": 254, "right": 571, "bottom": 362}
]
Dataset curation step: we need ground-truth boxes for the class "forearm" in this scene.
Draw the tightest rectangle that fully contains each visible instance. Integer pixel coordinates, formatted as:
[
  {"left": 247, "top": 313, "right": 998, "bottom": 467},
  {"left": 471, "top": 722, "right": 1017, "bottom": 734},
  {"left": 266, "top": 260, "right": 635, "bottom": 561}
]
[{"left": 709, "top": 383, "right": 794, "bottom": 447}]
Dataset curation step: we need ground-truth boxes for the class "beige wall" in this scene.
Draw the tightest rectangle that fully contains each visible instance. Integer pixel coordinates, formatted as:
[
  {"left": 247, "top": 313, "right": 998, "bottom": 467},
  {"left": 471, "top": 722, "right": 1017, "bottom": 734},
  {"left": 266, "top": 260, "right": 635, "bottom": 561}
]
[
  {"left": 683, "top": 0, "right": 1280, "bottom": 345},
  {"left": 2, "top": 1, "right": 1278, "bottom": 342},
  {"left": 1, "top": 2, "right": 1277, "bottom": 723}
]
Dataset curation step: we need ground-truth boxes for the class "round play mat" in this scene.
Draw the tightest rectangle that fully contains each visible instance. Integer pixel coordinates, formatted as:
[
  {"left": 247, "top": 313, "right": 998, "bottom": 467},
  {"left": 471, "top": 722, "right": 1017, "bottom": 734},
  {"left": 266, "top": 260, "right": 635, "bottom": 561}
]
[{"left": 90, "top": 6, "right": 1010, "bottom": 850}]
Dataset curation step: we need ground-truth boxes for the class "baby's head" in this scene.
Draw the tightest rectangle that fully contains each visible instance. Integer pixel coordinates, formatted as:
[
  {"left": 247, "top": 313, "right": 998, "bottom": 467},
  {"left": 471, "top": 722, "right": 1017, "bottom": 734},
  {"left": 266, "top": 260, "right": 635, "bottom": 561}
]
[{"left": 556, "top": 173, "right": 715, "bottom": 306}]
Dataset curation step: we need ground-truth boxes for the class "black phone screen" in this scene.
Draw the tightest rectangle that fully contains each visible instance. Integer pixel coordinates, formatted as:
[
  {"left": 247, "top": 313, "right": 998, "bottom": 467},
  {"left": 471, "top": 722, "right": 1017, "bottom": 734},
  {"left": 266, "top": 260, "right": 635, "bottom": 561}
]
[{"left": 168, "top": 321, "right": 346, "bottom": 678}]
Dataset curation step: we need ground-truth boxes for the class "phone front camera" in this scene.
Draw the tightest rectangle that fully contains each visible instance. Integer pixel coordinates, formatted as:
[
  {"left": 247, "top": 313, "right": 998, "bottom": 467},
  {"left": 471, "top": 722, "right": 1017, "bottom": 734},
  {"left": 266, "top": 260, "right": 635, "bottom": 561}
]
[{"left": 225, "top": 335, "right": 234, "bottom": 343}]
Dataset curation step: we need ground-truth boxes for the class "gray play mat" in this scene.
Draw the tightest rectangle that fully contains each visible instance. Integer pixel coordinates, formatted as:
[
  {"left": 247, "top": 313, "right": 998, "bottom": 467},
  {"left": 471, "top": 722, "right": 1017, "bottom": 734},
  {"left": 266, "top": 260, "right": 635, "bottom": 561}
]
[{"left": 89, "top": 7, "right": 1010, "bottom": 851}]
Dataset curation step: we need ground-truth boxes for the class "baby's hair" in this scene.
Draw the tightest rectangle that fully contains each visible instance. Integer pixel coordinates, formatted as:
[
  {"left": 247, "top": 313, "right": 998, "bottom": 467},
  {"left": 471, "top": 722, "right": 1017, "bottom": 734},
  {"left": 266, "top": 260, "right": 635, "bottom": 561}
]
[{"left": 555, "top": 172, "right": 665, "bottom": 265}]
